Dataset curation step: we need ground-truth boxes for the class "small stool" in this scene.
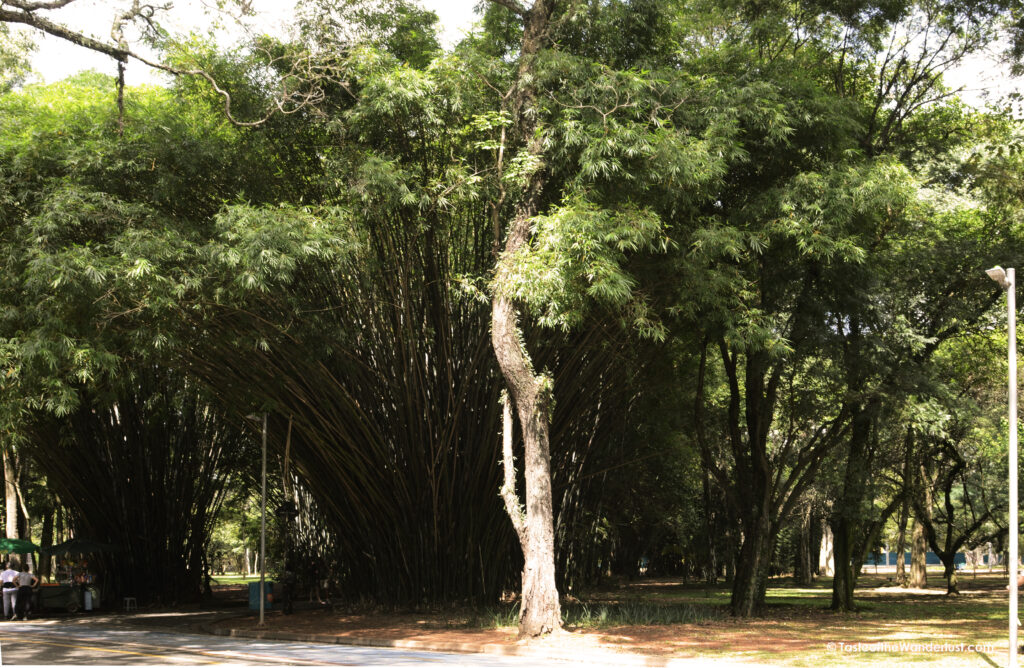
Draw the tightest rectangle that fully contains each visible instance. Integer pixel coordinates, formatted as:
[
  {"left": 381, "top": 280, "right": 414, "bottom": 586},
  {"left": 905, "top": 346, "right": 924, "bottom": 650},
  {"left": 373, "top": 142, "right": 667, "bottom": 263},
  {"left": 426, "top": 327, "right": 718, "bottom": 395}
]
[{"left": 123, "top": 597, "right": 137, "bottom": 612}]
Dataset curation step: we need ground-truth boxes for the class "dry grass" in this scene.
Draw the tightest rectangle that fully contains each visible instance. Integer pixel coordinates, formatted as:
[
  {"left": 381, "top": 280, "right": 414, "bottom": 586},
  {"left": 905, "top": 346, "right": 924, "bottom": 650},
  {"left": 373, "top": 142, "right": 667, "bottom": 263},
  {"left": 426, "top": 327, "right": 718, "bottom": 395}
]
[{"left": 214, "top": 568, "right": 1015, "bottom": 666}]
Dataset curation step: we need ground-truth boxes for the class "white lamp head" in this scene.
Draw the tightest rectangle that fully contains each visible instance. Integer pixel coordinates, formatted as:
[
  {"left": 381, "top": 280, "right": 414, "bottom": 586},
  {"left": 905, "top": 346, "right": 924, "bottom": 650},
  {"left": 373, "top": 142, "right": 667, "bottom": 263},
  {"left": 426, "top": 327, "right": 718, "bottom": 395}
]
[{"left": 987, "top": 266, "right": 1011, "bottom": 289}]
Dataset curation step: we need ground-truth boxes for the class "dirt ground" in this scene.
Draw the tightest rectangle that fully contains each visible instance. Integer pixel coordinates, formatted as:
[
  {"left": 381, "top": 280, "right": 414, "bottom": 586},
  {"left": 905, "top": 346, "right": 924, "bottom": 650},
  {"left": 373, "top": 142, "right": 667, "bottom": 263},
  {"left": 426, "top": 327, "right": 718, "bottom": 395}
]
[{"left": 210, "top": 570, "right": 1015, "bottom": 666}]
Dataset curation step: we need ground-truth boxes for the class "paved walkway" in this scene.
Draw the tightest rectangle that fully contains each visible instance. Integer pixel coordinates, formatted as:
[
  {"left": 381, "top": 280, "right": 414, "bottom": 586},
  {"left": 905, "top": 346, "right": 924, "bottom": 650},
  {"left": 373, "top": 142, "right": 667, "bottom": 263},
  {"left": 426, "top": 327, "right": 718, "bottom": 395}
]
[
  {"left": 0, "top": 619, "right": 583, "bottom": 665},
  {"left": 3, "top": 611, "right": 769, "bottom": 667}
]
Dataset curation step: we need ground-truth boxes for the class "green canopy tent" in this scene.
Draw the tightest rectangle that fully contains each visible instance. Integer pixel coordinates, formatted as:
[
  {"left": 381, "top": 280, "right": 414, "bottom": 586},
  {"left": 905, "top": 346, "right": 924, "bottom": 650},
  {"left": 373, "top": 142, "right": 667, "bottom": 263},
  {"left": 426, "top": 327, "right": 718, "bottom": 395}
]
[
  {"left": 39, "top": 539, "right": 119, "bottom": 613},
  {"left": 0, "top": 538, "right": 39, "bottom": 555},
  {"left": 42, "top": 539, "right": 119, "bottom": 557}
]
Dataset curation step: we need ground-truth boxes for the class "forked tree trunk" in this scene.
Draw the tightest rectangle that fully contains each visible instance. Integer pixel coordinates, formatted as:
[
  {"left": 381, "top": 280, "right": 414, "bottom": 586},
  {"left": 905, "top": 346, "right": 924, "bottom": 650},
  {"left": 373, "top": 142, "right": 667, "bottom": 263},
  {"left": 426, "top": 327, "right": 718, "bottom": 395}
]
[
  {"left": 731, "top": 514, "right": 775, "bottom": 616},
  {"left": 830, "top": 394, "right": 876, "bottom": 612},
  {"left": 489, "top": 0, "right": 560, "bottom": 638}
]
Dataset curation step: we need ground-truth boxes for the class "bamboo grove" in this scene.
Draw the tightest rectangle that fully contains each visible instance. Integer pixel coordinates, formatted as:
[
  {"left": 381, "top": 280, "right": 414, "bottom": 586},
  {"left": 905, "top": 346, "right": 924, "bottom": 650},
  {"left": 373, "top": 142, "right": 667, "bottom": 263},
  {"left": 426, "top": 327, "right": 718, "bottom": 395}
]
[{"left": 2, "top": 0, "right": 1024, "bottom": 630}]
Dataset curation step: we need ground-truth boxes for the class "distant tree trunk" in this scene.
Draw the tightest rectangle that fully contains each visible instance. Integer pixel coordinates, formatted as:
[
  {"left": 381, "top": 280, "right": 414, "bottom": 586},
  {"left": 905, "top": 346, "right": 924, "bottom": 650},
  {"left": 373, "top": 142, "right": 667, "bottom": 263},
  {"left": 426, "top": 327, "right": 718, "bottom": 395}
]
[
  {"left": 909, "top": 518, "right": 928, "bottom": 588},
  {"left": 819, "top": 521, "right": 835, "bottom": 576},
  {"left": 3, "top": 449, "right": 17, "bottom": 540},
  {"left": 14, "top": 482, "right": 30, "bottom": 570},
  {"left": 702, "top": 470, "right": 718, "bottom": 585},
  {"left": 797, "top": 504, "right": 814, "bottom": 585},
  {"left": 830, "top": 393, "right": 876, "bottom": 611},
  {"left": 725, "top": 536, "right": 735, "bottom": 582},
  {"left": 695, "top": 342, "right": 718, "bottom": 586},
  {"left": 894, "top": 429, "right": 913, "bottom": 585},
  {"left": 39, "top": 507, "right": 54, "bottom": 579},
  {"left": 894, "top": 504, "right": 909, "bottom": 585}
]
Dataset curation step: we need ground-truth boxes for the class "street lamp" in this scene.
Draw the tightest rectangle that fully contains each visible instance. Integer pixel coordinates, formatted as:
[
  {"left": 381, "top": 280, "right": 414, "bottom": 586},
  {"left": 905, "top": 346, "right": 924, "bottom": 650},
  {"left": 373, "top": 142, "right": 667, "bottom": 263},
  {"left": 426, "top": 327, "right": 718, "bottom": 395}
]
[
  {"left": 247, "top": 413, "right": 268, "bottom": 628},
  {"left": 988, "top": 266, "right": 1017, "bottom": 667}
]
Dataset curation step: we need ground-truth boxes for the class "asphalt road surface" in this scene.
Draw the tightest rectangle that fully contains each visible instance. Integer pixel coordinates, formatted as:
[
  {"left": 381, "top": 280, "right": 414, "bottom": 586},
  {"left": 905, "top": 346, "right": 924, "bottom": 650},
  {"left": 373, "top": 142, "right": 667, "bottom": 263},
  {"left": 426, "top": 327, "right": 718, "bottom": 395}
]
[{"left": 0, "top": 621, "right": 585, "bottom": 666}]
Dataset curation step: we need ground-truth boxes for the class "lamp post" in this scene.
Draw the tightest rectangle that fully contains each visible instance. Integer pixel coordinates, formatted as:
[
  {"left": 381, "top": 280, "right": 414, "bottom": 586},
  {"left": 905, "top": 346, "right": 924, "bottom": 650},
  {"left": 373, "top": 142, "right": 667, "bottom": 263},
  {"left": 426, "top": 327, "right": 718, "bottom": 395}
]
[
  {"left": 988, "top": 266, "right": 1017, "bottom": 667},
  {"left": 260, "top": 411, "right": 268, "bottom": 627},
  {"left": 247, "top": 413, "right": 268, "bottom": 628}
]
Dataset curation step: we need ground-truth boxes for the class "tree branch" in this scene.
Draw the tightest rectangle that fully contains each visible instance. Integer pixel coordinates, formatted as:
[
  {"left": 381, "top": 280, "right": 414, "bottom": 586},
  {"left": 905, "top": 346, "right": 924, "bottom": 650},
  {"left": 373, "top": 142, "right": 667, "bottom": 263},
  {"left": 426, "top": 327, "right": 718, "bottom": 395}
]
[
  {"left": 486, "top": 0, "right": 529, "bottom": 17},
  {"left": 499, "top": 396, "right": 526, "bottom": 545},
  {"left": 0, "top": 7, "right": 128, "bottom": 61},
  {"left": 3, "top": 0, "right": 79, "bottom": 11},
  {"left": 1, "top": 3, "right": 353, "bottom": 128}
]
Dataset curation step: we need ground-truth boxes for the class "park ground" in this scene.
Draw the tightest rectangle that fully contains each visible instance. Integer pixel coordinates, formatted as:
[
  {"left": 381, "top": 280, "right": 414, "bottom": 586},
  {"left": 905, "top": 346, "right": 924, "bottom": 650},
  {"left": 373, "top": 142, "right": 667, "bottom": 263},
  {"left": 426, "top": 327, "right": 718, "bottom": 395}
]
[{"left": 205, "top": 568, "right": 1012, "bottom": 667}]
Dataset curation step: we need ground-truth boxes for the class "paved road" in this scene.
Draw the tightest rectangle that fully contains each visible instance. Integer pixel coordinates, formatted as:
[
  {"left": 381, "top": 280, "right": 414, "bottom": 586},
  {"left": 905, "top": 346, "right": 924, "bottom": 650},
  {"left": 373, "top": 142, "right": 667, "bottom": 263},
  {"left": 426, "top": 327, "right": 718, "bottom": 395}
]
[{"left": 0, "top": 620, "right": 583, "bottom": 666}]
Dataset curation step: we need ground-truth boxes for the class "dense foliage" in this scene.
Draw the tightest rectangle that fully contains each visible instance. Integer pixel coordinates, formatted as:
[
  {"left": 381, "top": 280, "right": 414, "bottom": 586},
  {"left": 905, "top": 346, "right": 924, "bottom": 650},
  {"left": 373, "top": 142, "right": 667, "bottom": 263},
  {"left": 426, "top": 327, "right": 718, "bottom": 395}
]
[{"left": 1, "top": 0, "right": 1023, "bottom": 622}]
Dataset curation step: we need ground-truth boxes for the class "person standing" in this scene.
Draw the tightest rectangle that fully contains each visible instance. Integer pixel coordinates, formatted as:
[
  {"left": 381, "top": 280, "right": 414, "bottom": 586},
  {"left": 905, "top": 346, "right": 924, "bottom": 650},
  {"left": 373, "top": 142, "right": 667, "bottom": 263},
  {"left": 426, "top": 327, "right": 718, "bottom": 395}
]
[
  {"left": 281, "top": 562, "right": 296, "bottom": 615},
  {"left": 1, "top": 562, "right": 18, "bottom": 620},
  {"left": 13, "top": 564, "right": 37, "bottom": 621}
]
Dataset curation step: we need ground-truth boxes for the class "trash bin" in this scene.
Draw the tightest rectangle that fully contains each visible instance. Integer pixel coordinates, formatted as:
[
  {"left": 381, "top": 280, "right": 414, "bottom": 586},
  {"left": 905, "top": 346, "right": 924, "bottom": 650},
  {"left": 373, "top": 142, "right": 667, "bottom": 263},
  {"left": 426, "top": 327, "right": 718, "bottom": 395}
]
[{"left": 247, "top": 581, "right": 273, "bottom": 611}]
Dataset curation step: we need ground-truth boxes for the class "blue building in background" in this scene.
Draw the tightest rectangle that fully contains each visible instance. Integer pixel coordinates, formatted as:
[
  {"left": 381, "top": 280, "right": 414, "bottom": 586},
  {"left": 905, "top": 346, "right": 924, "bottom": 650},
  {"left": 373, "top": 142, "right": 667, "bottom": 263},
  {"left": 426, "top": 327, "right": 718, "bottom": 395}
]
[{"left": 862, "top": 551, "right": 972, "bottom": 566}]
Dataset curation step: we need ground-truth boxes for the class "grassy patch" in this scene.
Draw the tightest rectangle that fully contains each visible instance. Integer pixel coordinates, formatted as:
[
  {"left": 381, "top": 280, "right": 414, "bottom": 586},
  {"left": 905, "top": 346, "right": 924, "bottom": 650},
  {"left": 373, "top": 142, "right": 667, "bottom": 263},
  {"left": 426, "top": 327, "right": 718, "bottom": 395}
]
[
  {"left": 563, "top": 600, "right": 726, "bottom": 628},
  {"left": 210, "top": 574, "right": 262, "bottom": 585}
]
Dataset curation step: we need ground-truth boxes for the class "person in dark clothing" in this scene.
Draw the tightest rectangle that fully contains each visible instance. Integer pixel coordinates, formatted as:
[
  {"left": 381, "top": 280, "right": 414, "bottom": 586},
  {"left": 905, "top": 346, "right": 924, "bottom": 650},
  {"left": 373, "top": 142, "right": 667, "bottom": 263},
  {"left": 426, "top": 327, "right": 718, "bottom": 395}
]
[
  {"left": 13, "top": 565, "right": 37, "bottom": 621},
  {"left": 281, "top": 562, "right": 297, "bottom": 615}
]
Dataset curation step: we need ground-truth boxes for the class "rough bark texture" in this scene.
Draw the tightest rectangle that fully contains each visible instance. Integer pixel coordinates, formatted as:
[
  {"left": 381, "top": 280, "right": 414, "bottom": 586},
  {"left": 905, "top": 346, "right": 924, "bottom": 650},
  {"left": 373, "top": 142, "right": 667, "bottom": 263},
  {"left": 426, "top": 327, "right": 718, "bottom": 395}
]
[
  {"left": 488, "top": 0, "right": 560, "bottom": 638},
  {"left": 39, "top": 507, "right": 54, "bottom": 579},
  {"left": 731, "top": 515, "right": 775, "bottom": 616},
  {"left": 830, "top": 401, "right": 872, "bottom": 611},
  {"left": 830, "top": 515, "right": 855, "bottom": 610},
  {"left": 909, "top": 518, "right": 928, "bottom": 588},
  {"left": 894, "top": 430, "right": 914, "bottom": 586},
  {"left": 894, "top": 500, "right": 910, "bottom": 586},
  {"left": 796, "top": 505, "right": 814, "bottom": 585},
  {"left": 2, "top": 449, "right": 17, "bottom": 540},
  {"left": 941, "top": 557, "right": 959, "bottom": 594}
]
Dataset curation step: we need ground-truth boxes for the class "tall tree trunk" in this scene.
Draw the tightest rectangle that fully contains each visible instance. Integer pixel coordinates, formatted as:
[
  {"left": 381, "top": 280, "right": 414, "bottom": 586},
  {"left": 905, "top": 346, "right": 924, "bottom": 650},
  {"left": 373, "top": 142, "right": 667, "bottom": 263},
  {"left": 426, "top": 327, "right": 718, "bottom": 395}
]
[
  {"left": 942, "top": 555, "right": 959, "bottom": 594},
  {"left": 39, "top": 506, "right": 54, "bottom": 580},
  {"left": 695, "top": 342, "right": 718, "bottom": 586},
  {"left": 702, "top": 470, "right": 718, "bottom": 585},
  {"left": 797, "top": 504, "right": 814, "bottom": 585},
  {"left": 3, "top": 449, "right": 17, "bottom": 540},
  {"left": 489, "top": 0, "right": 559, "bottom": 638},
  {"left": 894, "top": 502, "right": 909, "bottom": 585},
  {"left": 731, "top": 515, "right": 775, "bottom": 616},
  {"left": 894, "top": 428, "right": 913, "bottom": 585},
  {"left": 830, "top": 514, "right": 855, "bottom": 610},
  {"left": 909, "top": 518, "right": 928, "bottom": 588},
  {"left": 830, "top": 365, "right": 876, "bottom": 611}
]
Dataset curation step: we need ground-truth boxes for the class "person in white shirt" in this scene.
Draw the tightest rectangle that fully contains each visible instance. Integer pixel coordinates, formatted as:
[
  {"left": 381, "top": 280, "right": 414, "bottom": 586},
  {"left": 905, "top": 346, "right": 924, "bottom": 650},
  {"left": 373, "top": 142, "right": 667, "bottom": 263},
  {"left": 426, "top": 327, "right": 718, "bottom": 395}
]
[
  {"left": 13, "top": 566, "right": 36, "bottom": 621},
  {"left": 0, "top": 563, "right": 17, "bottom": 620}
]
